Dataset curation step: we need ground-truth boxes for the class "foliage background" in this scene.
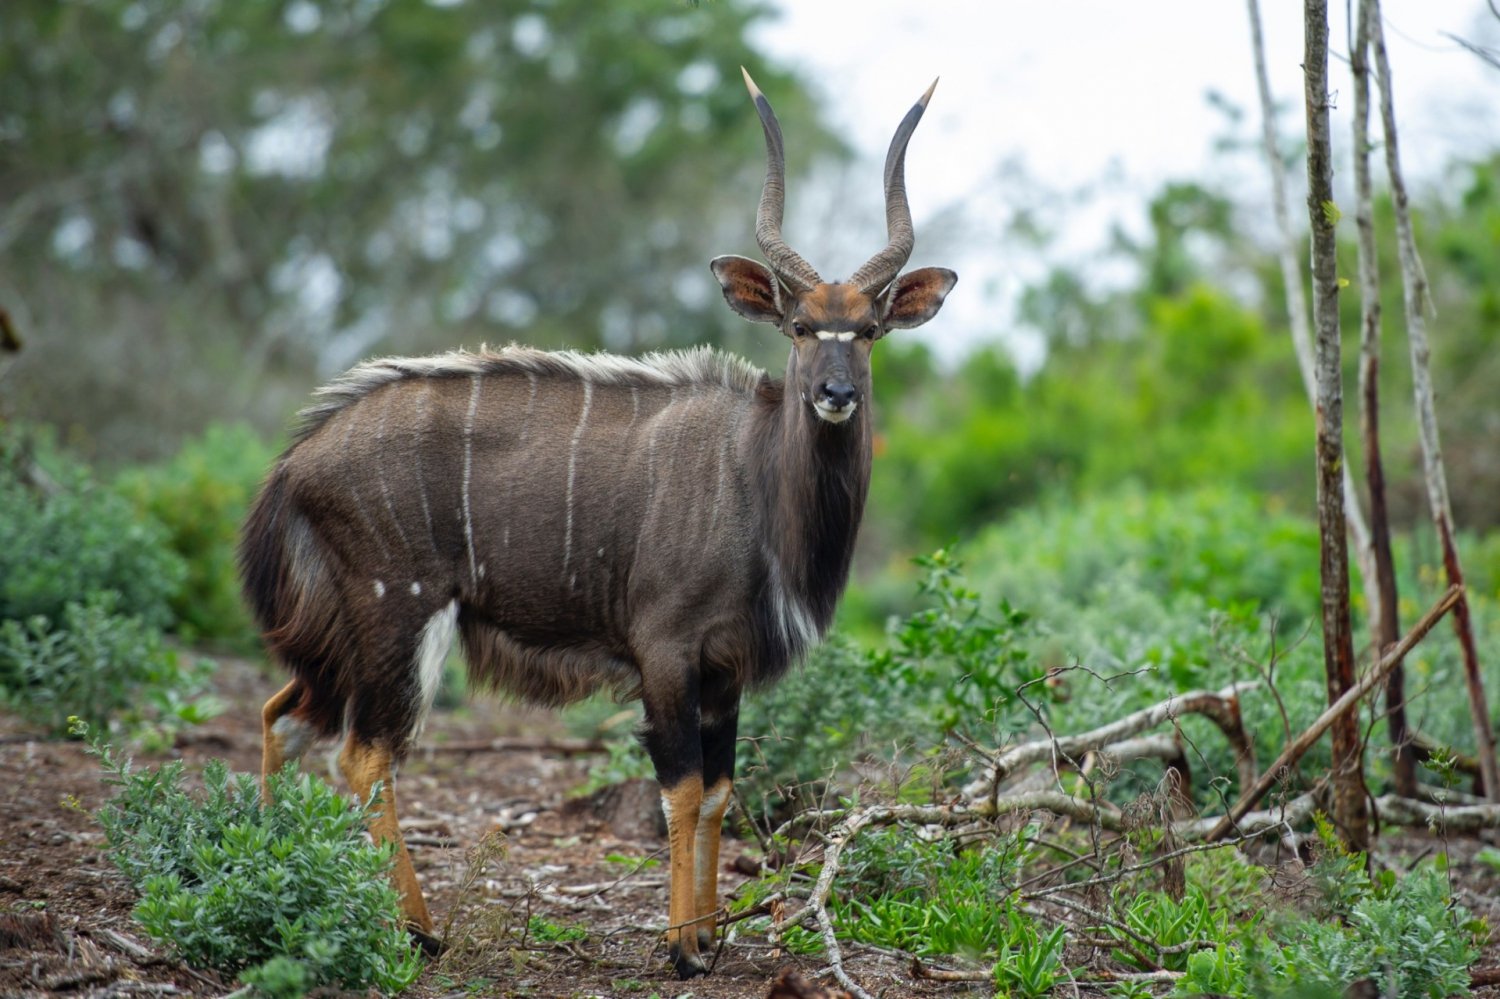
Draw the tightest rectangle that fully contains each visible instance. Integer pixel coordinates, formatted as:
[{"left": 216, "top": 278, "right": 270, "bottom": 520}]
[{"left": 3, "top": 2, "right": 1499, "bottom": 994}]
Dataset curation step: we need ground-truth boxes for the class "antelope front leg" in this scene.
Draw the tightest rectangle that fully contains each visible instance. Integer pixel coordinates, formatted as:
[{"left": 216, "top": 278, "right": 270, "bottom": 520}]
[
  {"left": 640, "top": 667, "right": 710, "bottom": 978},
  {"left": 693, "top": 706, "right": 738, "bottom": 951},
  {"left": 660, "top": 775, "right": 707, "bottom": 975}
]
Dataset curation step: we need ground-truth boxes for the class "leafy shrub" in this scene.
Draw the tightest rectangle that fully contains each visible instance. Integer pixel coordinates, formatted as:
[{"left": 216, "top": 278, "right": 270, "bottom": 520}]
[
  {"left": 832, "top": 825, "right": 1035, "bottom": 959},
  {"left": 1270, "top": 864, "right": 1482, "bottom": 998},
  {"left": 90, "top": 730, "right": 423, "bottom": 995},
  {"left": 0, "top": 425, "right": 184, "bottom": 630},
  {"left": 1172, "top": 941, "right": 1253, "bottom": 999},
  {"left": 114, "top": 423, "right": 279, "bottom": 646},
  {"left": 962, "top": 485, "right": 1322, "bottom": 628},
  {"left": 736, "top": 634, "right": 920, "bottom": 815},
  {"left": 737, "top": 550, "right": 1044, "bottom": 817},
  {"left": 1103, "top": 886, "right": 1238, "bottom": 972},
  {"left": 0, "top": 594, "right": 217, "bottom": 739}
]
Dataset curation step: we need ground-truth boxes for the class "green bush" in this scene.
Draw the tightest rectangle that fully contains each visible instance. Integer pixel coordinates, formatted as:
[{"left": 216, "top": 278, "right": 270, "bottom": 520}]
[
  {"left": 737, "top": 550, "right": 1044, "bottom": 817},
  {"left": 0, "top": 425, "right": 185, "bottom": 630},
  {"left": 832, "top": 824, "right": 1035, "bottom": 958},
  {"left": 0, "top": 594, "right": 217, "bottom": 739},
  {"left": 91, "top": 730, "right": 423, "bottom": 995},
  {"left": 1264, "top": 834, "right": 1483, "bottom": 999},
  {"left": 115, "top": 423, "right": 279, "bottom": 646}
]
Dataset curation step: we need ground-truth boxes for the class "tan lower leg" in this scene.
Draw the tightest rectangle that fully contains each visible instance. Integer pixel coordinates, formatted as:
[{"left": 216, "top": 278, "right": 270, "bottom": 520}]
[
  {"left": 261, "top": 680, "right": 303, "bottom": 791},
  {"left": 338, "top": 736, "right": 433, "bottom": 933},
  {"left": 661, "top": 777, "right": 706, "bottom": 964},
  {"left": 693, "top": 778, "right": 732, "bottom": 944}
]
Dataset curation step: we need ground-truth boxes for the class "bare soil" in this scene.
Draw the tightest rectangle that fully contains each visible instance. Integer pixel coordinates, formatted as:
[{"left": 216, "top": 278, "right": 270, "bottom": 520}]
[
  {"left": 4, "top": 655, "right": 1500, "bottom": 998},
  {"left": 0, "top": 656, "right": 945, "bottom": 998}
]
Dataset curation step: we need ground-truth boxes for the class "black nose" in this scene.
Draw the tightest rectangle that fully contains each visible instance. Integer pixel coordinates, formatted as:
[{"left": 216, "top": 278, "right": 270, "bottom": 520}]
[{"left": 819, "top": 381, "right": 858, "bottom": 408}]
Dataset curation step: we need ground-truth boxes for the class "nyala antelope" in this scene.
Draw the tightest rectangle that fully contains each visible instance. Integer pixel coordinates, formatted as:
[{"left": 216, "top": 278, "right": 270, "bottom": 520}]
[{"left": 239, "top": 69, "right": 955, "bottom": 979}]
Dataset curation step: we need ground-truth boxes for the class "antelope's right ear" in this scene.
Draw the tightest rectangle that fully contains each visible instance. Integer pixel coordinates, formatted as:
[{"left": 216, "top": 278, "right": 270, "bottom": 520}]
[{"left": 710, "top": 255, "right": 784, "bottom": 325}]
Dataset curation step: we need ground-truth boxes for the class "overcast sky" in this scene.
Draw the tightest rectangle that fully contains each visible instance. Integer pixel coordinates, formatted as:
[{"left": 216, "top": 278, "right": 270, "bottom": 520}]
[{"left": 751, "top": 1, "right": 1500, "bottom": 363}]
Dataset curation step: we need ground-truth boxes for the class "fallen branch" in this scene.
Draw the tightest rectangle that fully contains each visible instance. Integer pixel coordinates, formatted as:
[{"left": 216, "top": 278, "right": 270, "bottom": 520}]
[
  {"left": 1179, "top": 791, "right": 1322, "bottom": 843},
  {"left": 1205, "top": 584, "right": 1462, "bottom": 841},
  {"left": 1373, "top": 794, "right": 1500, "bottom": 832},
  {"left": 804, "top": 809, "right": 879, "bottom": 999},
  {"left": 963, "top": 682, "right": 1257, "bottom": 805}
]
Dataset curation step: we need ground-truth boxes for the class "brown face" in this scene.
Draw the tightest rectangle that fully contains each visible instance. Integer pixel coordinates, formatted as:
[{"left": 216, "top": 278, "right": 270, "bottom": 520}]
[
  {"left": 784, "top": 283, "right": 881, "bottom": 424},
  {"left": 710, "top": 254, "right": 958, "bottom": 424}
]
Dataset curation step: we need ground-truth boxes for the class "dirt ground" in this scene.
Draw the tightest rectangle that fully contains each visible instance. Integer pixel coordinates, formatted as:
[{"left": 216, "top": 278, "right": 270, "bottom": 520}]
[
  {"left": 0, "top": 656, "right": 950, "bottom": 999},
  {"left": 4, "top": 655, "right": 1500, "bottom": 999}
]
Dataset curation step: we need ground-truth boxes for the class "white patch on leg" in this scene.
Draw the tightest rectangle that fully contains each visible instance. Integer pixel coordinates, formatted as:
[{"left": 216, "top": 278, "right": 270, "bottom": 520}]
[
  {"left": 699, "top": 783, "right": 731, "bottom": 816},
  {"left": 271, "top": 714, "right": 317, "bottom": 764},
  {"left": 694, "top": 784, "right": 731, "bottom": 892},
  {"left": 409, "top": 600, "right": 459, "bottom": 741}
]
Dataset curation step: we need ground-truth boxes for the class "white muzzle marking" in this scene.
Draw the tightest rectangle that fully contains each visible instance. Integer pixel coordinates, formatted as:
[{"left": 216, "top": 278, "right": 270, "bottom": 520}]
[{"left": 813, "top": 399, "right": 857, "bottom": 423}]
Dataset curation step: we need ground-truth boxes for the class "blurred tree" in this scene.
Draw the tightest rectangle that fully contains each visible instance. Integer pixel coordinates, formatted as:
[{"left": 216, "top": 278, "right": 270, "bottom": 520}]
[{"left": 0, "top": 0, "right": 836, "bottom": 461}]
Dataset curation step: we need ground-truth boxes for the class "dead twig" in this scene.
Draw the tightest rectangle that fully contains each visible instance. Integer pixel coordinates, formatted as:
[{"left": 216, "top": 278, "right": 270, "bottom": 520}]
[
  {"left": 1205, "top": 584, "right": 1462, "bottom": 841},
  {"left": 1372, "top": 794, "right": 1500, "bottom": 833},
  {"left": 963, "top": 682, "right": 1257, "bottom": 805},
  {"left": 803, "top": 808, "right": 878, "bottom": 999}
]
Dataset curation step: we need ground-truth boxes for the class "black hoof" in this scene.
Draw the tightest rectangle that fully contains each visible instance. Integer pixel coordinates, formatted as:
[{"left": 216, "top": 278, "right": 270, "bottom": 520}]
[
  {"left": 669, "top": 945, "right": 709, "bottom": 979},
  {"left": 408, "top": 924, "right": 445, "bottom": 957}
]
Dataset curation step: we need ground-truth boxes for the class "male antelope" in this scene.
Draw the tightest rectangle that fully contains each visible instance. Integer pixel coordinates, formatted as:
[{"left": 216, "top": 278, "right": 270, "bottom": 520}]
[{"left": 240, "top": 69, "right": 954, "bottom": 979}]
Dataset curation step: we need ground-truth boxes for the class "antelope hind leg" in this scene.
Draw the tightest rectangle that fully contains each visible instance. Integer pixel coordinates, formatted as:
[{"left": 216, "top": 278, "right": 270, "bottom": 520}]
[
  {"left": 261, "top": 679, "right": 315, "bottom": 795},
  {"left": 337, "top": 734, "right": 441, "bottom": 955}
]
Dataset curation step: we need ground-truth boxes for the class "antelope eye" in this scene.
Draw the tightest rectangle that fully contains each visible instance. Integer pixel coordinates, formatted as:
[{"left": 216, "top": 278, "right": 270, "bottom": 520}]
[
  {"left": 862, "top": 325, "right": 879, "bottom": 340},
  {"left": 792, "top": 322, "right": 808, "bottom": 338}
]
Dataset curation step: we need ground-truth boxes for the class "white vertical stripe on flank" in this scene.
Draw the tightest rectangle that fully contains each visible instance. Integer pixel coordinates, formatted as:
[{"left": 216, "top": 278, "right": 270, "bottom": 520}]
[
  {"left": 633, "top": 387, "right": 674, "bottom": 571},
  {"left": 519, "top": 371, "right": 538, "bottom": 442},
  {"left": 461, "top": 375, "right": 482, "bottom": 586},
  {"left": 413, "top": 381, "right": 437, "bottom": 550},
  {"left": 374, "top": 390, "right": 412, "bottom": 552},
  {"left": 563, "top": 381, "right": 593, "bottom": 581},
  {"left": 338, "top": 408, "right": 392, "bottom": 563}
]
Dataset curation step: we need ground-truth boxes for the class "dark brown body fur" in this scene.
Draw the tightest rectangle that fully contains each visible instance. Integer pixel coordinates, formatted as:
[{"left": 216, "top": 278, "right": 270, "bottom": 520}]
[{"left": 241, "top": 345, "right": 864, "bottom": 757}]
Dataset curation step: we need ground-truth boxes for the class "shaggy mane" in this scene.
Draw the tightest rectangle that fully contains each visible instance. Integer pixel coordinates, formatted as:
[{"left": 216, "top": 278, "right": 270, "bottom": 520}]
[{"left": 292, "top": 344, "right": 768, "bottom": 444}]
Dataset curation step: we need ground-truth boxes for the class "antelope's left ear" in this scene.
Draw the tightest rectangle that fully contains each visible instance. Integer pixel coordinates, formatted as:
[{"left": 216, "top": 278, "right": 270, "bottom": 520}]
[{"left": 881, "top": 267, "right": 957, "bottom": 330}]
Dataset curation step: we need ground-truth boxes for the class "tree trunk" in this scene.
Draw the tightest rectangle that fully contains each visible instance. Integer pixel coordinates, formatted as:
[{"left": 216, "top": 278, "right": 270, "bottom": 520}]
[
  {"left": 1304, "top": 0, "right": 1369, "bottom": 853},
  {"left": 1244, "top": 0, "right": 1379, "bottom": 632},
  {"left": 1351, "top": 0, "right": 1414, "bottom": 797},
  {"left": 1369, "top": 0, "right": 1500, "bottom": 802}
]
